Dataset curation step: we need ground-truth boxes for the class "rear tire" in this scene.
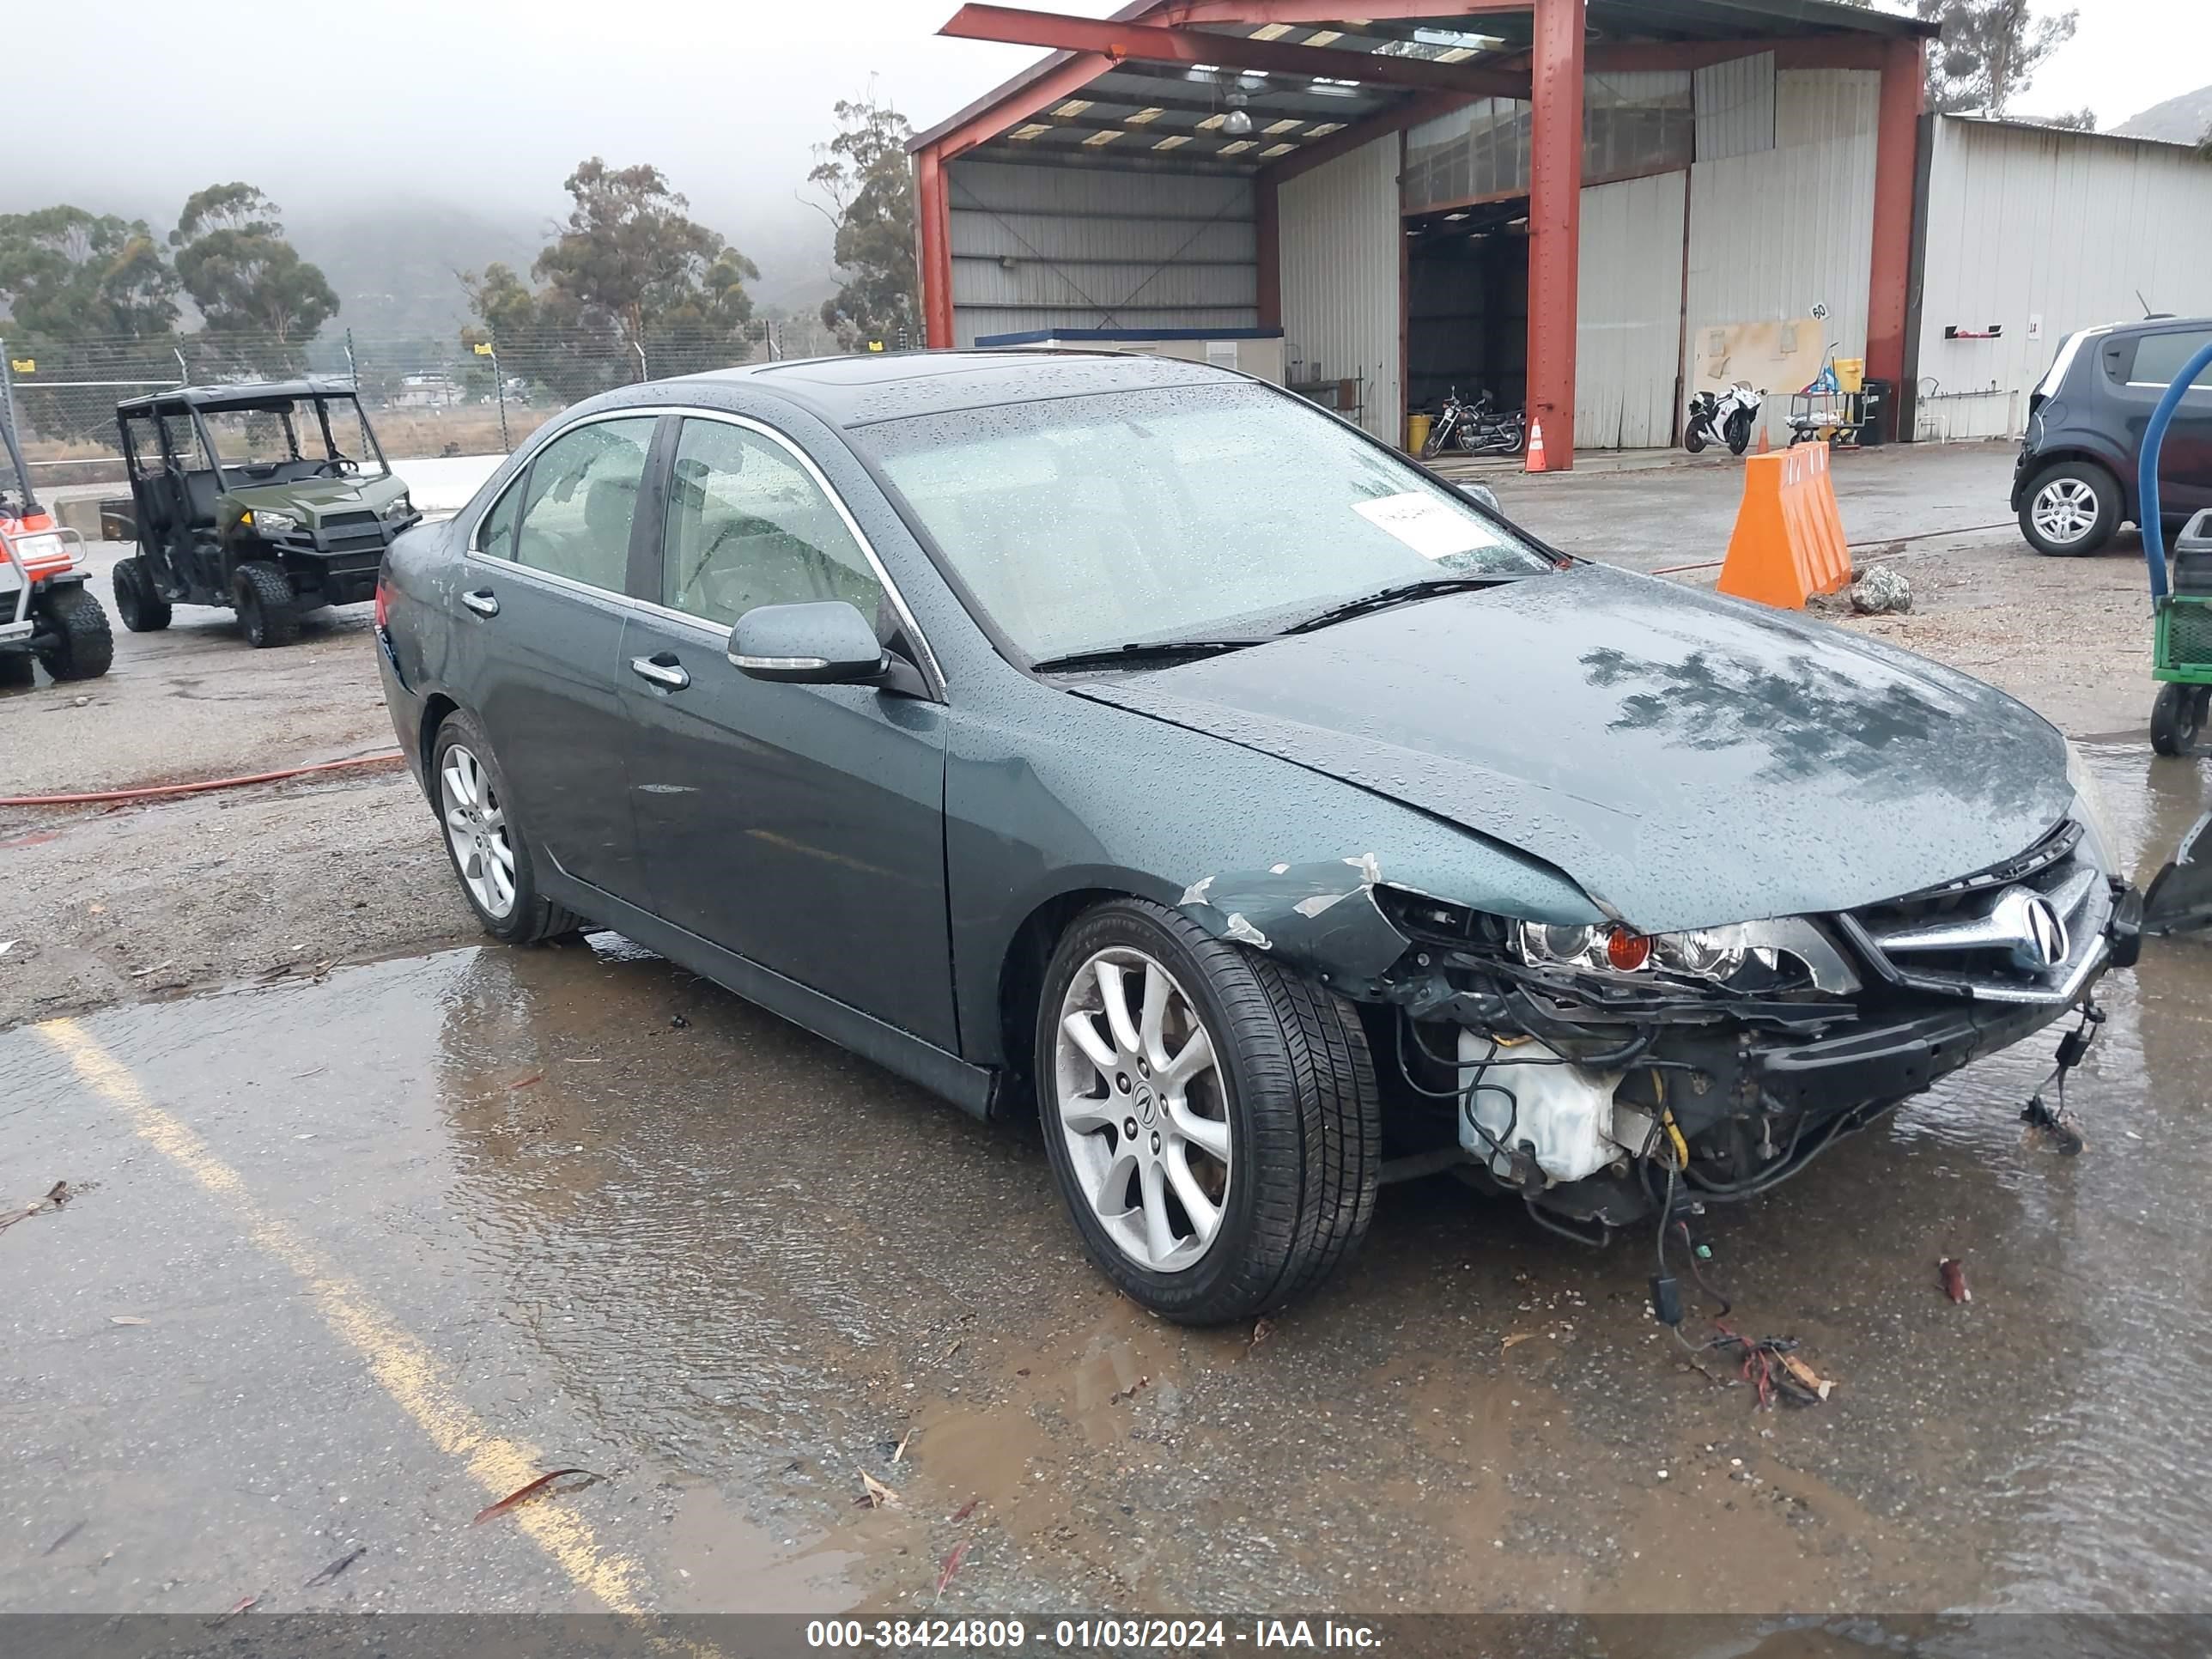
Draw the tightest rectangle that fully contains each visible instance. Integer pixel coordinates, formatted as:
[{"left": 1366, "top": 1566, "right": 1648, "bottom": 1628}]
[
  {"left": 33, "top": 584, "right": 114, "bottom": 681},
  {"left": 2020, "top": 460, "right": 2120, "bottom": 557},
  {"left": 113, "top": 558, "right": 173, "bottom": 632},
  {"left": 1035, "top": 897, "right": 1379, "bottom": 1325},
  {"left": 232, "top": 559, "right": 299, "bottom": 647},
  {"left": 2152, "top": 683, "right": 2205, "bottom": 757},
  {"left": 429, "top": 708, "right": 588, "bottom": 944}
]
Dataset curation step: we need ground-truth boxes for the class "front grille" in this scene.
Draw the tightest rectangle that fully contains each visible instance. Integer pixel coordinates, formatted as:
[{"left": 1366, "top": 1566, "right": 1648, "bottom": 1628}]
[
  {"left": 1842, "top": 826, "right": 2111, "bottom": 1006},
  {"left": 323, "top": 510, "right": 380, "bottom": 531}
]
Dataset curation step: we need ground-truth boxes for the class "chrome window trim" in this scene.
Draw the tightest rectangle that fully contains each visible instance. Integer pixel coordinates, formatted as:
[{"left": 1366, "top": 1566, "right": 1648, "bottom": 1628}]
[{"left": 460, "top": 404, "right": 945, "bottom": 698}]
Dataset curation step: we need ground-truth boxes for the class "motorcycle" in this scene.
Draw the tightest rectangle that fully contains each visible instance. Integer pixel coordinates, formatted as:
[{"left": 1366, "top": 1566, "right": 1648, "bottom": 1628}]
[
  {"left": 1684, "top": 382, "right": 1765, "bottom": 456},
  {"left": 1423, "top": 388, "right": 1528, "bottom": 459}
]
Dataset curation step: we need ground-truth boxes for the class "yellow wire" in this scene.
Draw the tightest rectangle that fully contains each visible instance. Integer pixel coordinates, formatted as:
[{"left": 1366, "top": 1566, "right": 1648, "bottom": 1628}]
[{"left": 1650, "top": 1066, "right": 1691, "bottom": 1168}]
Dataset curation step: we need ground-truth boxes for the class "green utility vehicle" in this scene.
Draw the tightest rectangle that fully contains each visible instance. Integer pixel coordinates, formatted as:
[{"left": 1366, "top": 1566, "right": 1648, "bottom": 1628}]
[{"left": 103, "top": 380, "right": 419, "bottom": 647}]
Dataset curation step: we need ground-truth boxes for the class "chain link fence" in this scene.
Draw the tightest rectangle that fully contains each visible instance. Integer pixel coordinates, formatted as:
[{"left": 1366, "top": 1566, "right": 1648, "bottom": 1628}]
[{"left": 1, "top": 313, "right": 890, "bottom": 489}]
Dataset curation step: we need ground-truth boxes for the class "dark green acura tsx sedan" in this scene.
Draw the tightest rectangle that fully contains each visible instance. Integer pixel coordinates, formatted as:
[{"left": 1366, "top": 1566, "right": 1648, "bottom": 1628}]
[{"left": 376, "top": 349, "right": 2139, "bottom": 1324}]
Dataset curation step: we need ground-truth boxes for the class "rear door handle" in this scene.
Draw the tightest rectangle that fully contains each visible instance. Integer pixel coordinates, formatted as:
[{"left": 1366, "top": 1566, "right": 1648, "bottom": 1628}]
[
  {"left": 461, "top": 588, "right": 499, "bottom": 617},
  {"left": 630, "top": 653, "right": 690, "bottom": 691}
]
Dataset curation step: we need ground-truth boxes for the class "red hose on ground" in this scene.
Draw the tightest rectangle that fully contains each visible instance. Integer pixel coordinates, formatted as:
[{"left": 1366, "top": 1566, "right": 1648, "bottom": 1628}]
[{"left": 1, "top": 750, "right": 404, "bottom": 808}]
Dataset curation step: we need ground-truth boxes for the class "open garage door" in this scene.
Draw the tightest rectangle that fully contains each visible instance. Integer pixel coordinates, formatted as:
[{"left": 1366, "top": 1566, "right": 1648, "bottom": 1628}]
[{"left": 1575, "top": 172, "right": 1689, "bottom": 452}]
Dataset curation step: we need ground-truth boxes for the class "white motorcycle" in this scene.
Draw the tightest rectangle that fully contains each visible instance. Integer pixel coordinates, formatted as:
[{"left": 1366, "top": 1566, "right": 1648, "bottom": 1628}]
[{"left": 1684, "top": 382, "right": 1765, "bottom": 456}]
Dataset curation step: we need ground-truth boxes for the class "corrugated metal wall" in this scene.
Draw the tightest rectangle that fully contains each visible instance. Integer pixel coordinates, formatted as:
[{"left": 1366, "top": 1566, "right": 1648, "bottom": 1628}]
[
  {"left": 1279, "top": 134, "right": 1403, "bottom": 441},
  {"left": 1685, "top": 70, "right": 1879, "bottom": 448},
  {"left": 1914, "top": 118, "right": 2212, "bottom": 441},
  {"left": 1576, "top": 172, "right": 1689, "bottom": 450},
  {"left": 945, "top": 160, "right": 1257, "bottom": 347},
  {"left": 1694, "top": 52, "right": 1776, "bottom": 164}
]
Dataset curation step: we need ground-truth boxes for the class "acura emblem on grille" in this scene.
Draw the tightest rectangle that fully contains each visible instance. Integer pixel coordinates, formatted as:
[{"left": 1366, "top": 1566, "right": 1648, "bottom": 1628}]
[
  {"left": 1991, "top": 888, "right": 2069, "bottom": 971},
  {"left": 1870, "top": 876, "right": 2086, "bottom": 976}
]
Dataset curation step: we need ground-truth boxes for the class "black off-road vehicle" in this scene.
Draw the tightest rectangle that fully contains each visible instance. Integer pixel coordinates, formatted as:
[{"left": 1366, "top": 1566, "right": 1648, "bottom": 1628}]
[{"left": 104, "top": 380, "right": 418, "bottom": 647}]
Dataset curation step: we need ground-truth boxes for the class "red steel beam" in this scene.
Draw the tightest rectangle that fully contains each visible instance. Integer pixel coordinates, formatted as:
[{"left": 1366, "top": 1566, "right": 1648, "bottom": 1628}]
[
  {"left": 930, "top": 50, "right": 1121, "bottom": 160},
  {"left": 938, "top": 4, "right": 1529, "bottom": 98},
  {"left": 1523, "top": 0, "right": 1583, "bottom": 471},
  {"left": 1158, "top": 0, "right": 1530, "bottom": 21},
  {"left": 915, "top": 143, "right": 957, "bottom": 347},
  {"left": 1865, "top": 36, "right": 1925, "bottom": 398}
]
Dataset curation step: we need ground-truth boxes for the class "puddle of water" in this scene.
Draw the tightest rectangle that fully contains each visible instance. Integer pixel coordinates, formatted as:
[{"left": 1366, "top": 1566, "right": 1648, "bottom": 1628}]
[{"left": 12, "top": 743, "right": 2212, "bottom": 1613}]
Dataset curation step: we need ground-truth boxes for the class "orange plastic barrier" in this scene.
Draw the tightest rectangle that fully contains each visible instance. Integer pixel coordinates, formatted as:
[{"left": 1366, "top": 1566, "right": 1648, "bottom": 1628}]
[{"left": 1715, "top": 443, "right": 1852, "bottom": 609}]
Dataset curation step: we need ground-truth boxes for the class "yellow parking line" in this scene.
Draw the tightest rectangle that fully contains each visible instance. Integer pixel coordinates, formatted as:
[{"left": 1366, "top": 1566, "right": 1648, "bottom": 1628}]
[{"left": 35, "top": 1017, "right": 646, "bottom": 1614}]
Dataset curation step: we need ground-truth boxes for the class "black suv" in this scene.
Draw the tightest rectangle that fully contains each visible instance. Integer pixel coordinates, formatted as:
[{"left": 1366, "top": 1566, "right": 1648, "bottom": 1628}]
[{"left": 2014, "top": 317, "right": 2212, "bottom": 557}]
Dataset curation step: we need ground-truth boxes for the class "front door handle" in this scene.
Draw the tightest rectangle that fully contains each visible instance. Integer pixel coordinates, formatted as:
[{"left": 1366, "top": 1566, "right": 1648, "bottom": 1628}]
[
  {"left": 461, "top": 588, "right": 499, "bottom": 617},
  {"left": 630, "top": 653, "right": 690, "bottom": 691}
]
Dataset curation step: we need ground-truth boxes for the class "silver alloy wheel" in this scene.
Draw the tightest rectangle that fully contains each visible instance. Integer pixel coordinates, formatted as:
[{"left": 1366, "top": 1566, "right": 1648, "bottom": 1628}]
[
  {"left": 439, "top": 744, "right": 517, "bottom": 919},
  {"left": 1054, "top": 946, "right": 1231, "bottom": 1273},
  {"left": 2032, "top": 477, "right": 2101, "bottom": 545}
]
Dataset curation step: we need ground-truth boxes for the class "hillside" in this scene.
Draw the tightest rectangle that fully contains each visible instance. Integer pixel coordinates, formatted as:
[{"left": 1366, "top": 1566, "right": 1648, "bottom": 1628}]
[
  {"left": 287, "top": 198, "right": 838, "bottom": 343},
  {"left": 2117, "top": 84, "right": 2212, "bottom": 146},
  {"left": 287, "top": 202, "right": 545, "bottom": 340}
]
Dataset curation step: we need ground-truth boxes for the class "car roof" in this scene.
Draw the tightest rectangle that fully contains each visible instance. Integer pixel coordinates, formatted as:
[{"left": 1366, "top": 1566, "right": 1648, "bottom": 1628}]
[
  {"left": 116, "top": 378, "right": 360, "bottom": 416},
  {"left": 2087, "top": 316, "right": 2212, "bottom": 337},
  {"left": 672, "top": 349, "right": 1249, "bottom": 428}
]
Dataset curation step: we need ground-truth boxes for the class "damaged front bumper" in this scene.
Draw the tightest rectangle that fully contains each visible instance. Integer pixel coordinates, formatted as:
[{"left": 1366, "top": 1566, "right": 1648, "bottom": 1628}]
[{"left": 1177, "top": 824, "right": 2140, "bottom": 1231}]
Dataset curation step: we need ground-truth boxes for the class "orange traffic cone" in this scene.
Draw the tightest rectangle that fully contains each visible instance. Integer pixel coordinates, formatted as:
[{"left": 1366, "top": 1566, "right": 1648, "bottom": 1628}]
[
  {"left": 1525, "top": 418, "right": 1547, "bottom": 473},
  {"left": 1756, "top": 424, "right": 1771, "bottom": 455}
]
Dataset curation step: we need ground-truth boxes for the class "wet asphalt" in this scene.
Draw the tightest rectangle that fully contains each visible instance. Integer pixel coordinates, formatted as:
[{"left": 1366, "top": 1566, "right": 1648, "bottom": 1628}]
[{"left": 6, "top": 741, "right": 2212, "bottom": 1623}]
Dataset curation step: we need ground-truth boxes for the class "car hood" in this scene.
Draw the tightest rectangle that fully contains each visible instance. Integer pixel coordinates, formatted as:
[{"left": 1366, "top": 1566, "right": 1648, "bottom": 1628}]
[
  {"left": 1071, "top": 563, "right": 2074, "bottom": 933},
  {"left": 228, "top": 475, "right": 406, "bottom": 517}
]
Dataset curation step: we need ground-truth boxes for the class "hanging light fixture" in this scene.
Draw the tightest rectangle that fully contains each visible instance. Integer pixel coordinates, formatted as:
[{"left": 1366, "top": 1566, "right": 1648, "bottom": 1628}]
[{"left": 1222, "top": 89, "right": 1254, "bottom": 136}]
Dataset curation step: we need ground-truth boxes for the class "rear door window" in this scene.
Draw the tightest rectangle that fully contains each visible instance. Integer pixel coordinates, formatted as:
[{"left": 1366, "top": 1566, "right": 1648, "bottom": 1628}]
[
  {"left": 657, "top": 417, "right": 882, "bottom": 629},
  {"left": 510, "top": 416, "right": 659, "bottom": 592},
  {"left": 2122, "top": 330, "right": 2212, "bottom": 390},
  {"left": 474, "top": 472, "right": 523, "bottom": 561}
]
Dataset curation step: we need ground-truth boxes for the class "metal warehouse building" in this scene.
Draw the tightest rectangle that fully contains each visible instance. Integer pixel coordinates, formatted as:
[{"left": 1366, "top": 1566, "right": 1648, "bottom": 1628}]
[{"left": 910, "top": 0, "right": 2212, "bottom": 469}]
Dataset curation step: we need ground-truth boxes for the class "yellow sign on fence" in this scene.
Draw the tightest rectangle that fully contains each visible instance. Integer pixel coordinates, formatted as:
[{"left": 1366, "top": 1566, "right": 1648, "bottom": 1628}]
[{"left": 9, "top": 358, "right": 33, "bottom": 374}]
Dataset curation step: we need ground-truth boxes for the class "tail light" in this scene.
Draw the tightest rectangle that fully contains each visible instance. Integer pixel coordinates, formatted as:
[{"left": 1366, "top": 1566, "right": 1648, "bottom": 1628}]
[{"left": 374, "top": 572, "right": 392, "bottom": 631}]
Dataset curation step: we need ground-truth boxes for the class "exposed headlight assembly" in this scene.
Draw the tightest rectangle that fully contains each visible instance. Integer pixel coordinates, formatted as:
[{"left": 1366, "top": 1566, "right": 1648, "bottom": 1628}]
[
  {"left": 1513, "top": 918, "right": 1859, "bottom": 995},
  {"left": 246, "top": 507, "right": 299, "bottom": 534},
  {"left": 386, "top": 494, "right": 414, "bottom": 520}
]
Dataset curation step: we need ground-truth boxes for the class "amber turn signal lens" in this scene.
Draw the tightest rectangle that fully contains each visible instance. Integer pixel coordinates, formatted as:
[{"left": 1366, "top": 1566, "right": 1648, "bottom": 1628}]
[{"left": 1606, "top": 927, "right": 1651, "bottom": 971}]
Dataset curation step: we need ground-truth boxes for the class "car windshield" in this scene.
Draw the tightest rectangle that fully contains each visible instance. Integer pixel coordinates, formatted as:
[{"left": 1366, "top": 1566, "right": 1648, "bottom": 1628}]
[
  {"left": 199, "top": 396, "right": 387, "bottom": 481},
  {"left": 857, "top": 382, "right": 1554, "bottom": 662}
]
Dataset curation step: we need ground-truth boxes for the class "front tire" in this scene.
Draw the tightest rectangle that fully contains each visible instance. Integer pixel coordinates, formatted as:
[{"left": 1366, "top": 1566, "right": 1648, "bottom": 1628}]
[
  {"left": 33, "top": 584, "right": 114, "bottom": 681},
  {"left": 429, "top": 709, "right": 586, "bottom": 944},
  {"left": 1725, "top": 411, "right": 1754, "bottom": 456},
  {"left": 113, "top": 558, "right": 173, "bottom": 632},
  {"left": 2151, "top": 683, "right": 2207, "bottom": 757},
  {"left": 2021, "top": 460, "right": 2120, "bottom": 557},
  {"left": 1684, "top": 426, "right": 1709, "bottom": 454},
  {"left": 232, "top": 559, "right": 300, "bottom": 647},
  {"left": 1036, "top": 898, "right": 1379, "bottom": 1325}
]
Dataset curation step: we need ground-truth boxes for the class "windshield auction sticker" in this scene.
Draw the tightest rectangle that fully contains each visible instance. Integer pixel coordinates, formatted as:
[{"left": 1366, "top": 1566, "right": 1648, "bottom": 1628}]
[{"left": 1350, "top": 491, "right": 1491, "bottom": 560}]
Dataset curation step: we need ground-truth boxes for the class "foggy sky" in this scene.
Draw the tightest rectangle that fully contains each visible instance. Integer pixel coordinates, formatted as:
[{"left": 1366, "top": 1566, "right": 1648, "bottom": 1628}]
[{"left": 9, "top": 0, "right": 2203, "bottom": 250}]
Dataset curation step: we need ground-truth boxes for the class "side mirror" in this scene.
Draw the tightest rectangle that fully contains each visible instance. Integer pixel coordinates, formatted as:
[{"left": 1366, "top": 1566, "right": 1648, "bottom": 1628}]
[
  {"left": 1458, "top": 482, "right": 1502, "bottom": 514},
  {"left": 730, "top": 600, "right": 888, "bottom": 686}
]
